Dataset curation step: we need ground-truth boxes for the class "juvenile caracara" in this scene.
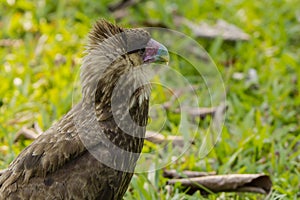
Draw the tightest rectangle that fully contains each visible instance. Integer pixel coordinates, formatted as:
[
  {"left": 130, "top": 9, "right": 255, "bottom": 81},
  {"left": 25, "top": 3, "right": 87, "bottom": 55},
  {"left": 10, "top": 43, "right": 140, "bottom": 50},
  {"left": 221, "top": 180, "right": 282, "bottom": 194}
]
[{"left": 0, "top": 19, "right": 169, "bottom": 199}]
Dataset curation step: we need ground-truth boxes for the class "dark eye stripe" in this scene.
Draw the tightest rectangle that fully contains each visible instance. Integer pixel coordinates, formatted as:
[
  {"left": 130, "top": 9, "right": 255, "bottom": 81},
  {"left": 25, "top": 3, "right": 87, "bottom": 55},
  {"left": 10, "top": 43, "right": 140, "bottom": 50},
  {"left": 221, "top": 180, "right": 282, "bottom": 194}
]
[
  {"left": 128, "top": 56, "right": 135, "bottom": 66},
  {"left": 128, "top": 48, "right": 145, "bottom": 55},
  {"left": 121, "top": 54, "right": 127, "bottom": 60}
]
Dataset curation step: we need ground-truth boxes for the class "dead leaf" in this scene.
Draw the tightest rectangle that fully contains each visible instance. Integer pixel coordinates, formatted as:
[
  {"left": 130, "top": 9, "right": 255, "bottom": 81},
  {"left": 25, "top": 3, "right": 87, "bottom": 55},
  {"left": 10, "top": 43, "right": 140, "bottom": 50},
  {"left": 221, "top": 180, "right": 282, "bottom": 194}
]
[{"left": 167, "top": 174, "right": 272, "bottom": 195}]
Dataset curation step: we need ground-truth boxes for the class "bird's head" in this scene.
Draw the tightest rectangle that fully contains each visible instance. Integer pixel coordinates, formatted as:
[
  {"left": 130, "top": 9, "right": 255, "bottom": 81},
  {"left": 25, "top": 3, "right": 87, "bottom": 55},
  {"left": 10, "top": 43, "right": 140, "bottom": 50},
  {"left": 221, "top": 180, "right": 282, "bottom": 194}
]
[{"left": 80, "top": 19, "right": 169, "bottom": 122}]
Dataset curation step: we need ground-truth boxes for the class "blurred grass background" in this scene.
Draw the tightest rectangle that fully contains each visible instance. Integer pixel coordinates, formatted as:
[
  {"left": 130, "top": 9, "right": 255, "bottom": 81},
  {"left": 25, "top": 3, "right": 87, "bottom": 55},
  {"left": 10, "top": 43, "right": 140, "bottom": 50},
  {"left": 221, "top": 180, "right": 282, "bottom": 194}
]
[{"left": 0, "top": 0, "right": 299, "bottom": 199}]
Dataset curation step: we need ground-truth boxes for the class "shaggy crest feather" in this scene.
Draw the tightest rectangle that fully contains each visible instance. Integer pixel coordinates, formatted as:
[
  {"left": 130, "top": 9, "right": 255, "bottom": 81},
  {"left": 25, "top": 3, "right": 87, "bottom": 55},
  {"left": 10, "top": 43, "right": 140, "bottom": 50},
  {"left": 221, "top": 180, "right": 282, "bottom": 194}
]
[{"left": 81, "top": 19, "right": 150, "bottom": 102}]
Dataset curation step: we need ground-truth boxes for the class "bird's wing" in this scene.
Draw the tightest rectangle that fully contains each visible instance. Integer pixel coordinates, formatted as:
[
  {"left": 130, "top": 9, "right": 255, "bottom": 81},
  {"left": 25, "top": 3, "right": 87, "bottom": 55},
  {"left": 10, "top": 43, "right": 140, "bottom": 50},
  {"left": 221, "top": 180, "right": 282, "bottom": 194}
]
[{"left": 0, "top": 103, "right": 87, "bottom": 192}]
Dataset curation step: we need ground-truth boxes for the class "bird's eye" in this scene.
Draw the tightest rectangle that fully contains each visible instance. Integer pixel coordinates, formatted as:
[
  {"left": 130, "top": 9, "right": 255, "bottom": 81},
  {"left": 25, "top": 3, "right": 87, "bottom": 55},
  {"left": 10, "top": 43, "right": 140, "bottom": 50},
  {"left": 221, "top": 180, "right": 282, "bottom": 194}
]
[
  {"left": 139, "top": 48, "right": 146, "bottom": 56},
  {"left": 128, "top": 48, "right": 145, "bottom": 56}
]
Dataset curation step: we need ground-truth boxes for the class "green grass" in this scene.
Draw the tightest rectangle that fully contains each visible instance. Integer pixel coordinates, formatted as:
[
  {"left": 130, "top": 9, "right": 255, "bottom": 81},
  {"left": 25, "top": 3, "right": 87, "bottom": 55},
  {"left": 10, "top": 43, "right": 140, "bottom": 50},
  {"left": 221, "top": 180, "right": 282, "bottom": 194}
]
[{"left": 0, "top": 0, "right": 299, "bottom": 199}]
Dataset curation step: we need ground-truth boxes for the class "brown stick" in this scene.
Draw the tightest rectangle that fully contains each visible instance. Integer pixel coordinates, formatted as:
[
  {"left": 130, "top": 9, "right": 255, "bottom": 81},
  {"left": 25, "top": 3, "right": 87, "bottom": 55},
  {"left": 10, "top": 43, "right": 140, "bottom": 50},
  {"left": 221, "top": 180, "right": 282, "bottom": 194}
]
[
  {"left": 163, "top": 169, "right": 216, "bottom": 179},
  {"left": 33, "top": 122, "right": 43, "bottom": 135},
  {"left": 161, "top": 86, "right": 227, "bottom": 119},
  {"left": 14, "top": 126, "right": 39, "bottom": 142},
  {"left": 145, "top": 131, "right": 193, "bottom": 147},
  {"left": 173, "top": 104, "right": 227, "bottom": 118}
]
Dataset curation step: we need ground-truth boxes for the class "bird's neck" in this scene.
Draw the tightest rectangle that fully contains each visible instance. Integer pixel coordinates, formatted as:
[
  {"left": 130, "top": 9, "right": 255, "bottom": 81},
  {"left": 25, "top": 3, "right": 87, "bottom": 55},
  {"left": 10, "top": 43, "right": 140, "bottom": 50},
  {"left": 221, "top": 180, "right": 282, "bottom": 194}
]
[
  {"left": 93, "top": 82, "right": 150, "bottom": 153},
  {"left": 81, "top": 62, "right": 151, "bottom": 152},
  {"left": 94, "top": 79, "right": 150, "bottom": 125},
  {"left": 93, "top": 65, "right": 151, "bottom": 124}
]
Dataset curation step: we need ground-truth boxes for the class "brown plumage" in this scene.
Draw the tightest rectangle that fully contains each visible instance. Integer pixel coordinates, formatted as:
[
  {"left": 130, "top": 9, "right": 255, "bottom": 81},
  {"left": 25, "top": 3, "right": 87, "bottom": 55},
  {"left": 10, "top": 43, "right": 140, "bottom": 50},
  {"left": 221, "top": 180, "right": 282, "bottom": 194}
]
[{"left": 0, "top": 19, "right": 168, "bottom": 200}]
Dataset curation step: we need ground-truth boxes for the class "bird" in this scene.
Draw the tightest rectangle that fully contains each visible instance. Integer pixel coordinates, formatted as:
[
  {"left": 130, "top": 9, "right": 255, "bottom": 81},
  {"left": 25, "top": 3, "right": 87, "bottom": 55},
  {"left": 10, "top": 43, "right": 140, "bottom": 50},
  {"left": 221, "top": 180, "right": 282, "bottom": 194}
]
[{"left": 0, "top": 19, "right": 169, "bottom": 200}]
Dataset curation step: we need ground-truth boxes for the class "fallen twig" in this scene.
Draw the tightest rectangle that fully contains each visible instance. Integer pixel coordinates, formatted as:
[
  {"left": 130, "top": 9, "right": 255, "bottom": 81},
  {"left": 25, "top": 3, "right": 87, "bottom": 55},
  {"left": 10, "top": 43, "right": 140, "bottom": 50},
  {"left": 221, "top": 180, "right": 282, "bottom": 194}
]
[
  {"left": 174, "top": 104, "right": 227, "bottom": 118},
  {"left": 13, "top": 122, "right": 44, "bottom": 142},
  {"left": 14, "top": 127, "right": 39, "bottom": 142},
  {"left": 33, "top": 122, "right": 43, "bottom": 135},
  {"left": 161, "top": 87, "right": 227, "bottom": 119},
  {"left": 145, "top": 131, "right": 192, "bottom": 147},
  {"left": 163, "top": 169, "right": 216, "bottom": 179},
  {"left": 13, "top": 125, "right": 39, "bottom": 142}
]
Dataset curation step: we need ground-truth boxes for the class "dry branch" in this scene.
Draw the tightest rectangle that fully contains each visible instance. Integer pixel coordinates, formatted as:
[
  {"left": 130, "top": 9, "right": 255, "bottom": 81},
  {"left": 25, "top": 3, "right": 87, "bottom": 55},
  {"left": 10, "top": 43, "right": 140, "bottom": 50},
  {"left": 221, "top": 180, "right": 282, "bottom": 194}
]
[
  {"left": 145, "top": 131, "right": 192, "bottom": 147},
  {"left": 174, "top": 104, "right": 227, "bottom": 118},
  {"left": 162, "top": 86, "right": 227, "bottom": 119},
  {"left": 13, "top": 122, "right": 44, "bottom": 142},
  {"left": 14, "top": 126, "right": 39, "bottom": 142},
  {"left": 163, "top": 169, "right": 216, "bottom": 179}
]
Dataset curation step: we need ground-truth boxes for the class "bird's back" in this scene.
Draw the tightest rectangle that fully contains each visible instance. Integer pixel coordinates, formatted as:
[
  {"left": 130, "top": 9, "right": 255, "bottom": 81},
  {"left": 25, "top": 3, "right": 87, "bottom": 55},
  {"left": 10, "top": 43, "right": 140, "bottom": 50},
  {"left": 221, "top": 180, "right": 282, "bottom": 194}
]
[
  {"left": 1, "top": 150, "right": 133, "bottom": 200},
  {"left": 0, "top": 102, "right": 142, "bottom": 200}
]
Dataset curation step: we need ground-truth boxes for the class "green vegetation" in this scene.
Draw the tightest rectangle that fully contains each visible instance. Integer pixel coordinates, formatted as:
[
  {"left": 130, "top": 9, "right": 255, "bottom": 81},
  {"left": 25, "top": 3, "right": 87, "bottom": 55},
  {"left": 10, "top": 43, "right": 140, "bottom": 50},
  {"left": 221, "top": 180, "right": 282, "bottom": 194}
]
[{"left": 0, "top": 0, "right": 299, "bottom": 199}]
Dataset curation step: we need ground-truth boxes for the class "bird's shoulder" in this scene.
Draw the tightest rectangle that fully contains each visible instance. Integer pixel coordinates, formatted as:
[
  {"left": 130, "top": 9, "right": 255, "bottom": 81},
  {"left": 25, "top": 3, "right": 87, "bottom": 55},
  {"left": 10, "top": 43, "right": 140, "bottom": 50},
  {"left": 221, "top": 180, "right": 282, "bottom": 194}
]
[{"left": 0, "top": 103, "right": 86, "bottom": 192}]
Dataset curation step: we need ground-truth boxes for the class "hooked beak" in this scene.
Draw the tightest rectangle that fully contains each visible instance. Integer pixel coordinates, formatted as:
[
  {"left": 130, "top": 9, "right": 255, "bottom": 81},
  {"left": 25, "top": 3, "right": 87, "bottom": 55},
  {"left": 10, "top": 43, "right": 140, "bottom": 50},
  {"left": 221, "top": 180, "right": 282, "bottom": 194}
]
[{"left": 143, "top": 39, "right": 169, "bottom": 64}]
